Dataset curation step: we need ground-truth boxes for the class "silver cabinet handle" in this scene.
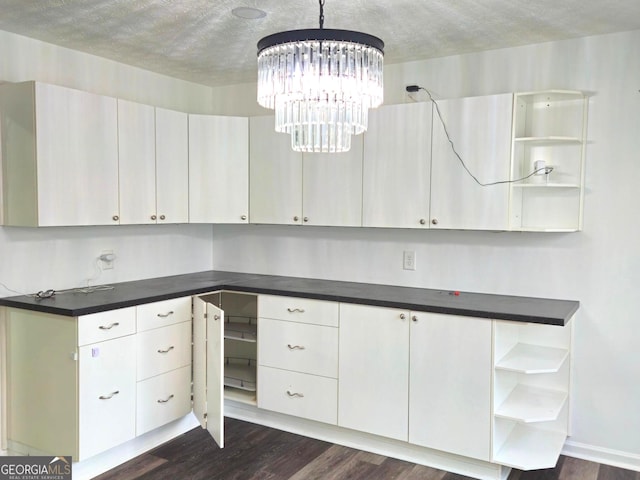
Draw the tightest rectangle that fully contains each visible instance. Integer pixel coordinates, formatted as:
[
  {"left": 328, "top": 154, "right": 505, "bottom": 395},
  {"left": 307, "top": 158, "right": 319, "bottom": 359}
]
[
  {"left": 112, "top": 215, "right": 119, "bottom": 221},
  {"left": 157, "top": 394, "right": 174, "bottom": 404},
  {"left": 241, "top": 215, "right": 247, "bottom": 220},
  {"left": 151, "top": 214, "right": 157, "bottom": 220},
  {"left": 159, "top": 214, "right": 166, "bottom": 220},
  {"left": 99, "top": 390, "right": 119, "bottom": 400},
  {"left": 303, "top": 217, "right": 309, "bottom": 222},
  {"left": 420, "top": 218, "right": 426, "bottom": 225},
  {"left": 287, "top": 308, "right": 305, "bottom": 313},
  {"left": 286, "top": 390, "right": 304, "bottom": 398},
  {"left": 293, "top": 216, "right": 299, "bottom": 222},
  {"left": 214, "top": 314, "right": 220, "bottom": 321},
  {"left": 399, "top": 313, "right": 406, "bottom": 320},
  {"left": 157, "top": 346, "right": 175, "bottom": 354},
  {"left": 431, "top": 218, "right": 439, "bottom": 225},
  {"left": 157, "top": 311, "right": 174, "bottom": 318},
  {"left": 287, "top": 344, "right": 306, "bottom": 350},
  {"left": 412, "top": 315, "right": 418, "bottom": 322},
  {"left": 99, "top": 322, "right": 120, "bottom": 330}
]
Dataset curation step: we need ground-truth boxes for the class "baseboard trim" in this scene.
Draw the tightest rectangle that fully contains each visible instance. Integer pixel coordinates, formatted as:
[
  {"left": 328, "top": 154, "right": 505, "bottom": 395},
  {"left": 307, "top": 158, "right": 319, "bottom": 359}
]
[
  {"left": 563, "top": 440, "right": 640, "bottom": 472},
  {"left": 225, "top": 400, "right": 510, "bottom": 480}
]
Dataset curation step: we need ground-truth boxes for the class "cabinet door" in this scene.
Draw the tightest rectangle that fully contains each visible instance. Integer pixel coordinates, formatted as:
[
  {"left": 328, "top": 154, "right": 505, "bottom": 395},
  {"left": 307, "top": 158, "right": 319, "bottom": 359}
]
[
  {"left": 35, "top": 83, "right": 119, "bottom": 226},
  {"left": 302, "top": 136, "right": 363, "bottom": 226},
  {"left": 192, "top": 297, "right": 224, "bottom": 448},
  {"left": 156, "top": 107, "right": 189, "bottom": 224},
  {"left": 189, "top": 114, "right": 249, "bottom": 223},
  {"left": 249, "top": 115, "right": 303, "bottom": 225},
  {"left": 430, "top": 93, "right": 513, "bottom": 230},
  {"left": 117, "top": 99, "right": 157, "bottom": 225},
  {"left": 409, "top": 312, "right": 492, "bottom": 461},
  {"left": 338, "top": 303, "right": 409, "bottom": 441},
  {"left": 363, "top": 102, "right": 432, "bottom": 228},
  {"left": 78, "top": 335, "right": 136, "bottom": 460}
]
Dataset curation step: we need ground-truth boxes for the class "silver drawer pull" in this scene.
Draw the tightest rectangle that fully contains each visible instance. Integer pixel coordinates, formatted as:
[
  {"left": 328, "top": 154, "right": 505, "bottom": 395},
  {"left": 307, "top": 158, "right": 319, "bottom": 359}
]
[
  {"left": 157, "top": 346, "right": 175, "bottom": 354},
  {"left": 157, "top": 311, "right": 174, "bottom": 318},
  {"left": 157, "top": 394, "right": 174, "bottom": 404},
  {"left": 99, "top": 390, "right": 119, "bottom": 400},
  {"left": 287, "top": 344, "right": 306, "bottom": 350},
  {"left": 286, "top": 308, "right": 305, "bottom": 313},
  {"left": 98, "top": 322, "right": 120, "bottom": 330},
  {"left": 286, "top": 390, "right": 304, "bottom": 398}
]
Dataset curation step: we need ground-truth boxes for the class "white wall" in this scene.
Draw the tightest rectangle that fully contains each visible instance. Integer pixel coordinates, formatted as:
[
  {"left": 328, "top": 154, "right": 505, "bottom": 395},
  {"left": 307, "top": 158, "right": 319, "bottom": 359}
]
[
  {"left": 0, "top": 31, "right": 217, "bottom": 448},
  {"left": 210, "top": 30, "right": 640, "bottom": 467}
]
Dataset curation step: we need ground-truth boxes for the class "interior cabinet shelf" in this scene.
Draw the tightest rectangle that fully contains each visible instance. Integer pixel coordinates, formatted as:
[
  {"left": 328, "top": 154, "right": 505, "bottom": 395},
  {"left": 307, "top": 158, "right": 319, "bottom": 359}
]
[
  {"left": 224, "top": 357, "right": 257, "bottom": 391},
  {"left": 224, "top": 318, "right": 257, "bottom": 342},
  {"left": 495, "top": 385, "right": 567, "bottom": 423},
  {"left": 493, "top": 424, "right": 567, "bottom": 470},
  {"left": 496, "top": 343, "right": 569, "bottom": 374},
  {"left": 514, "top": 136, "right": 582, "bottom": 144},
  {"left": 513, "top": 183, "right": 580, "bottom": 189}
]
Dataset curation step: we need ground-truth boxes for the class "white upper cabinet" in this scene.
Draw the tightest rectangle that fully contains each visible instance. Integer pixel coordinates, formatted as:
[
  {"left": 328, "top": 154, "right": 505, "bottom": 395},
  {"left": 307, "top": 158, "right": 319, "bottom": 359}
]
[
  {"left": 189, "top": 114, "right": 249, "bottom": 223},
  {"left": 155, "top": 107, "right": 189, "bottom": 224},
  {"left": 302, "top": 136, "right": 363, "bottom": 227},
  {"left": 117, "top": 99, "right": 157, "bottom": 225},
  {"left": 430, "top": 93, "right": 513, "bottom": 230},
  {"left": 0, "top": 81, "right": 119, "bottom": 226},
  {"left": 249, "top": 115, "right": 363, "bottom": 227},
  {"left": 249, "top": 116, "right": 303, "bottom": 225},
  {"left": 118, "top": 102, "right": 189, "bottom": 225},
  {"left": 363, "top": 102, "right": 433, "bottom": 228}
]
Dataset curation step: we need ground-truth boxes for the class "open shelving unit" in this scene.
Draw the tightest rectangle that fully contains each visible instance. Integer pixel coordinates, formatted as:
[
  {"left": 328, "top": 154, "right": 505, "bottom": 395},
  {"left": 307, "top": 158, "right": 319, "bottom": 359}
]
[
  {"left": 508, "top": 90, "right": 588, "bottom": 231},
  {"left": 219, "top": 293, "right": 258, "bottom": 405},
  {"left": 492, "top": 319, "right": 574, "bottom": 471}
]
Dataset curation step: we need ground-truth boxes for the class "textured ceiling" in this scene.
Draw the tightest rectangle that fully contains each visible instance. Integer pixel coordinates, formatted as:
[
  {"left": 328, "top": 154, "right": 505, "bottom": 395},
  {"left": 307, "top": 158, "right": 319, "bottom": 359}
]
[{"left": 0, "top": 0, "right": 639, "bottom": 87}]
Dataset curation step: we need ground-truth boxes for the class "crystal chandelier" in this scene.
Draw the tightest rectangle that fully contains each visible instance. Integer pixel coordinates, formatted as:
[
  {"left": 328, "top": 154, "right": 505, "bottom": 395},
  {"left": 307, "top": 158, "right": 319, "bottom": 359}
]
[{"left": 256, "top": 0, "right": 384, "bottom": 153}]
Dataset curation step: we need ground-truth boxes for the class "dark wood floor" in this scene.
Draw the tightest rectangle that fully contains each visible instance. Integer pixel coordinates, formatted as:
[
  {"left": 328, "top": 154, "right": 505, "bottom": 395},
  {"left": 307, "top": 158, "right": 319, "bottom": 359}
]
[{"left": 95, "top": 418, "right": 639, "bottom": 480}]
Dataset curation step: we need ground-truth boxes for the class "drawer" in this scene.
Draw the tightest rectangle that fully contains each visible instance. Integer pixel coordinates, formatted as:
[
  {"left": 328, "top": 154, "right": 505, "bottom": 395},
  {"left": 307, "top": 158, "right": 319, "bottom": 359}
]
[
  {"left": 137, "top": 297, "right": 192, "bottom": 332},
  {"left": 258, "top": 295, "right": 339, "bottom": 327},
  {"left": 137, "top": 321, "right": 192, "bottom": 380},
  {"left": 78, "top": 335, "right": 136, "bottom": 460},
  {"left": 258, "top": 366, "right": 337, "bottom": 425},
  {"left": 136, "top": 365, "right": 192, "bottom": 436},
  {"left": 78, "top": 307, "right": 136, "bottom": 346},
  {"left": 258, "top": 318, "right": 338, "bottom": 378}
]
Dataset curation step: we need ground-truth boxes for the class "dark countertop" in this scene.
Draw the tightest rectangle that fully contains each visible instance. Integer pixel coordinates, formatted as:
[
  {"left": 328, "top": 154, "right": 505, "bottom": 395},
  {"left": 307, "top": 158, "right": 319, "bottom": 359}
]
[{"left": 0, "top": 270, "right": 579, "bottom": 326}]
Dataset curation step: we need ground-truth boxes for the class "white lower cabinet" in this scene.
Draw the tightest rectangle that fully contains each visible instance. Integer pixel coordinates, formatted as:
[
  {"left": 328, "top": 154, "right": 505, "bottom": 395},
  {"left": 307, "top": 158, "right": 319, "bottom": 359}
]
[
  {"left": 78, "top": 335, "right": 137, "bottom": 460},
  {"left": 338, "top": 303, "right": 410, "bottom": 441},
  {"left": 258, "top": 367, "right": 338, "bottom": 425},
  {"left": 256, "top": 295, "right": 339, "bottom": 424},
  {"left": 136, "top": 365, "right": 192, "bottom": 435},
  {"left": 409, "top": 312, "right": 492, "bottom": 461}
]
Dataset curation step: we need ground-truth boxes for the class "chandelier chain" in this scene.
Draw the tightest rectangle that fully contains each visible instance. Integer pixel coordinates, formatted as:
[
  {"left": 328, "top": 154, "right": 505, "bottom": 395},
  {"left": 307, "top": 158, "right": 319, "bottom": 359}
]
[{"left": 319, "top": 0, "right": 325, "bottom": 29}]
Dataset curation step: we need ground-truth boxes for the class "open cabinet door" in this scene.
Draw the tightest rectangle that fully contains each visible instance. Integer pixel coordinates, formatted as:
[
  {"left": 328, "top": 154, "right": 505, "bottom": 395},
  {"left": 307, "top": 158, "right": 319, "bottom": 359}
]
[{"left": 192, "top": 296, "right": 224, "bottom": 448}]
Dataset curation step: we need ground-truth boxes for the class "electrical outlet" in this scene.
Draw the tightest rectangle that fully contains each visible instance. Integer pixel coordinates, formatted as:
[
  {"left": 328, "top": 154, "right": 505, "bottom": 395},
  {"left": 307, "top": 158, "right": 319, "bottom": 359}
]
[
  {"left": 403, "top": 250, "right": 416, "bottom": 271},
  {"left": 99, "top": 250, "right": 115, "bottom": 270}
]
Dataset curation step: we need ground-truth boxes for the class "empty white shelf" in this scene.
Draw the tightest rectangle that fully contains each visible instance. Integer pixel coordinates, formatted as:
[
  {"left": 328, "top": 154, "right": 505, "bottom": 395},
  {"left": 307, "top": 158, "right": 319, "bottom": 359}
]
[
  {"left": 224, "top": 321, "right": 257, "bottom": 342},
  {"left": 495, "top": 385, "right": 567, "bottom": 423},
  {"left": 514, "top": 136, "right": 582, "bottom": 144},
  {"left": 496, "top": 343, "right": 569, "bottom": 374},
  {"left": 224, "top": 357, "right": 257, "bottom": 391},
  {"left": 494, "top": 424, "right": 566, "bottom": 470}
]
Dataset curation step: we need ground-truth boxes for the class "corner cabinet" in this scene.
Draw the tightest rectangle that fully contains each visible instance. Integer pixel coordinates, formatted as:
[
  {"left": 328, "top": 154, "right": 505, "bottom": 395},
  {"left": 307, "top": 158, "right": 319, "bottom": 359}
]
[
  {"left": 508, "top": 91, "right": 588, "bottom": 231},
  {"left": 188, "top": 114, "right": 249, "bottom": 224},
  {"left": 0, "top": 81, "right": 120, "bottom": 226}
]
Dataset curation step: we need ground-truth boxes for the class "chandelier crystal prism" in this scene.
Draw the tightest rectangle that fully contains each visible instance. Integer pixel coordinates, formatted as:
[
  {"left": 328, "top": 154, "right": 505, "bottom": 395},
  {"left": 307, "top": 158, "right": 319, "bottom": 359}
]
[{"left": 256, "top": 0, "right": 384, "bottom": 153}]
